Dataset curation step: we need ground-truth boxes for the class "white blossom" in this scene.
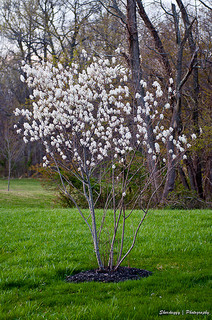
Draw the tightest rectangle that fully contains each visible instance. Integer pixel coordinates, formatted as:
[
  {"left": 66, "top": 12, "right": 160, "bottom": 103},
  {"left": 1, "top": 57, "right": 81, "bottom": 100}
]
[
  {"left": 169, "top": 135, "right": 173, "bottom": 141},
  {"left": 191, "top": 133, "right": 197, "bottom": 140},
  {"left": 140, "top": 80, "right": 147, "bottom": 88},
  {"left": 20, "top": 75, "right": 25, "bottom": 82},
  {"left": 15, "top": 55, "right": 193, "bottom": 176},
  {"left": 164, "top": 103, "right": 170, "bottom": 109},
  {"left": 155, "top": 143, "right": 160, "bottom": 153}
]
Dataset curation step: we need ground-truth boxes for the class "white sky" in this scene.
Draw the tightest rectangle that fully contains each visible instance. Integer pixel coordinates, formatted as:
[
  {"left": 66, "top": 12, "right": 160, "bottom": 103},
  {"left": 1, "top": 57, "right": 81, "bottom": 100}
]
[
  {"left": 139, "top": 0, "right": 211, "bottom": 24},
  {"left": 143, "top": 0, "right": 211, "bottom": 8}
]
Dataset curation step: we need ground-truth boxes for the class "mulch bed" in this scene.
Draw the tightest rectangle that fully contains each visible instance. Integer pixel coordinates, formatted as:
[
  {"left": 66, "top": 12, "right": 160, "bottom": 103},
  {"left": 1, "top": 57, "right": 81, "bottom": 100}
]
[{"left": 66, "top": 267, "right": 152, "bottom": 283}]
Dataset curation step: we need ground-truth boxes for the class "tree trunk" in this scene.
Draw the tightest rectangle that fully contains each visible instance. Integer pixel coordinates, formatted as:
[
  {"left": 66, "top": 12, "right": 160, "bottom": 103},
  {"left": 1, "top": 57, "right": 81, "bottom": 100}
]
[
  {"left": 204, "top": 154, "right": 212, "bottom": 201},
  {"left": 135, "top": 0, "right": 180, "bottom": 201},
  {"left": 176, "top": 0, "right": 204, "bottom": 199},
  {"left": 162, "top": 4, "right": 184, "bottom": 200},
  {"left": 127, "top": 0, "right": 161, "bottom": 203},
  {"left": 178, "top": 165, "right": 190, "bottom": 189},
  {"left": 185, "top": 156, "right": 198, "bottom": 191},
  {"left": 136, "top": 0, "right": 172, "bottom": 78},
  {"left": 83, "top": 147, "right": 103, "bottom": 270},
  {"left": 87, "top": 179, "right": 104, "bottom": 270},
  {"left": 7, "top": 156, "right": 11, "bottom": 192}
]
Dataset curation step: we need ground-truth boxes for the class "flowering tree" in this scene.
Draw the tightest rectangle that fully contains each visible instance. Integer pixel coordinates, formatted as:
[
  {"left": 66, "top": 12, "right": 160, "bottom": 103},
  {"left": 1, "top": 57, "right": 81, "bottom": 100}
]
[{"left": 15, "top": 53, "right": 194, "bottom": 271}]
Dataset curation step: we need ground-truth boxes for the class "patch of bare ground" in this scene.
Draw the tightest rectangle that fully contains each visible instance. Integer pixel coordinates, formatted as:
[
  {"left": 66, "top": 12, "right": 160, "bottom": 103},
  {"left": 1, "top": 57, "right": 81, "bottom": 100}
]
[{"left": 66, "top": 267, "right": 152, "bottom": 283}]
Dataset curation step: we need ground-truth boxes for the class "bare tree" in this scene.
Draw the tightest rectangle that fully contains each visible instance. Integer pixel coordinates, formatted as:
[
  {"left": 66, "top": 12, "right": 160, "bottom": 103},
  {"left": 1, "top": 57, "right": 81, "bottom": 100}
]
[{"left": 0, "top": 0, "right": 99, "bottom": 64}]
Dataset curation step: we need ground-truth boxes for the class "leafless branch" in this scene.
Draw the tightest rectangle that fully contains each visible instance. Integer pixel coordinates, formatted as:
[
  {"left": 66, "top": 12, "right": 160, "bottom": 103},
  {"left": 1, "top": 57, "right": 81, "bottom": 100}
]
[
  {"left": 199, "top": 0, "right": 212, "bottom": 10},
  {"left": 136, "top": 0, "right": 173, "bottom": 78},
  {"left": 52, "top": 153, "right": 92, "bottom": 234},
  {"left": 98, "top": 0, "right": 126, "bottom": 25},
  {"left": 178, "top": 47, "right": 199, "bottom": 91}
]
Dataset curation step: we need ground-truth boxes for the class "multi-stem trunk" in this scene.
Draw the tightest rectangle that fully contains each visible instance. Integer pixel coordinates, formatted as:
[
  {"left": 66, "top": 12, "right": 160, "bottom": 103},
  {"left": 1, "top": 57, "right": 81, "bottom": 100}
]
[
  {"left": 86, "top": 173, "right": 104, "bottom": 270},
  {"left": 83, "top": 147, "right": 103, "bottom": 270},
  {"left": 108, "top": 205, "right": 123, "bottom": 270}
]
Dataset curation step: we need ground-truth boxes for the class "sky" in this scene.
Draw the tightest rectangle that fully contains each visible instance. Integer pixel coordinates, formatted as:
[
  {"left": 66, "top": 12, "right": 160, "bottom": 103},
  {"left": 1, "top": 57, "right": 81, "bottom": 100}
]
[
  {"left": 143, "top": 0, "right": 211, "bottom": 10},
  {"left": 137, "top": 0, "right": 211, "bottom": 24}
]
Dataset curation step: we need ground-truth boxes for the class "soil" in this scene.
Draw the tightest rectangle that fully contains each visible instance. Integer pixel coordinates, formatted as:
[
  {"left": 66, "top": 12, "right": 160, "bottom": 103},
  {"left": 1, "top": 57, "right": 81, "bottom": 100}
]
[{"left": 66, "top": 267, "right": 152, "bottom": 283}]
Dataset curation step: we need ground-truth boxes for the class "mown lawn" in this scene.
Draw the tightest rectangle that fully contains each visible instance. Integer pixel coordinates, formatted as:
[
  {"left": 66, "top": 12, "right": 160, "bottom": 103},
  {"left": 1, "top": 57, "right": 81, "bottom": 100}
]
[
  {"left": 0, "top": 179, "right": 55, "bottom": 209},
  {"left": 0, "top": 179, "right": 211, "bottom": 319}
]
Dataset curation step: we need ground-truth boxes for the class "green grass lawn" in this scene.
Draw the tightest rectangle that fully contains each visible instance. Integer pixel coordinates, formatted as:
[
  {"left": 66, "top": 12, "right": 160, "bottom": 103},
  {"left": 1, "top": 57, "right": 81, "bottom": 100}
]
[
  {"left": 0, "top": 179, "right": 211, "bottom": 319},
  {"left": 0, "top": 178, "right": 55, "bottom": 209}
]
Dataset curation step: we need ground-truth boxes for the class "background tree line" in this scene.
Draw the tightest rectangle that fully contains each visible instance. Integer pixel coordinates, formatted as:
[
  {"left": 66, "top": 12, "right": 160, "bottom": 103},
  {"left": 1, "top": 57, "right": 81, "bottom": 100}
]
[{"left": 0, "top": 0, "right": 211, "bottom": 206}]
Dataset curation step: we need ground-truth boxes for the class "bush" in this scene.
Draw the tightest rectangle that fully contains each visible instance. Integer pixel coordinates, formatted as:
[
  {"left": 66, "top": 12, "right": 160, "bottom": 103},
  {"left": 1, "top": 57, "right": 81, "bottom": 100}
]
[{"left": 166, "top": 186, "right": 207, "bottom": 209}]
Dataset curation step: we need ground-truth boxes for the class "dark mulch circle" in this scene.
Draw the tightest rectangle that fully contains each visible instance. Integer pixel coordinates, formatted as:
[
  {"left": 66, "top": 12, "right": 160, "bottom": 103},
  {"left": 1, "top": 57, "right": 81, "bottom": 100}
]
[{"left": 66, "top": 267, "right": 152, "bottom": 283}]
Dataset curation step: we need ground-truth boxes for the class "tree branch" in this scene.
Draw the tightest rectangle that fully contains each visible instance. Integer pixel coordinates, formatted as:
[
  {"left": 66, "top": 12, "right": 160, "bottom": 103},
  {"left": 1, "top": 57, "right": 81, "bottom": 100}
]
[
  {"left": 178, "top": 47, "right": 199, "bottom": 91},
  {"left": 136, "top": 0, "right": 173, "bottom": 78},
  {"left": 98, "top": 0, "right": 127, "bottom": 25},
  {"left": 199, "top": 0, "right": 212, "bottom": 10}
]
